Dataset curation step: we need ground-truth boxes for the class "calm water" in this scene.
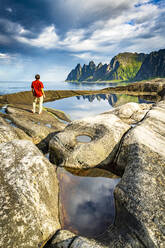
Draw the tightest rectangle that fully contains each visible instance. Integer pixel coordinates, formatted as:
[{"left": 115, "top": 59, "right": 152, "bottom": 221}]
[
  {"left": 0, "top": 80, "right": 127, "bottom": 95},
  {"left": 57, "top": 167, "right": 120, "bottom": 238},
  {"left": 44, "top": 93, "right": 153, "bottom": 120},
  {"left": 0, "top": 80, "right": 153, "bottom": 120}
]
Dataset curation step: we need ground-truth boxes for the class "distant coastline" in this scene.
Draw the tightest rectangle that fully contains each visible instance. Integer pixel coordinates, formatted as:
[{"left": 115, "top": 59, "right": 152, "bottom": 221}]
[
  {"left": 66, "top": 77, "right": 165, "bottom": 84},
  {"left": 66, "top": 79, "right": 126, "bottom": 84}
]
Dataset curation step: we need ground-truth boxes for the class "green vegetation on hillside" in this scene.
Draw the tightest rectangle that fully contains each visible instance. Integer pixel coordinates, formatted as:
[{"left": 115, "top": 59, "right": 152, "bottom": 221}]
[{"left": 66, "top": 49, "right": 165, "bottom": 82}]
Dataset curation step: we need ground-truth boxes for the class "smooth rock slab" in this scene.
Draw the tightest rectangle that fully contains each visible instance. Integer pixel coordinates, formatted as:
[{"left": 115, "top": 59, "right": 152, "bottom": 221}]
[
  {"left": 0, "top": 117, "right": 19, "bottom": 143},
  {"left": 0, "top": 140, "right": 60, "bottom": 248},
  {"left": 49, "top": 114, "right": 130, "bottom": 170},
  {"left": 114, "top": 100, "right": 165, "bottom": 247},
  {"left": 6, "top": 106, "right": 65, "bottom": 141},
  {"left": 47, "top": 100, "right": 165, "bottom": 248},
  {"left": 103, "top": 102, "right": 152, "bottom": 125}
]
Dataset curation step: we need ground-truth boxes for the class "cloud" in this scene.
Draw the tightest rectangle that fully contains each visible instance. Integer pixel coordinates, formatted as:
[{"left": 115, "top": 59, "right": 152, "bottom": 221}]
[
  {"left": 58, "top": 167, "right": 120, "bottom": 236},
  {"left": 51, "top": 0, "right": 135, "bottom": 29},
  {"left": 0, "top": 0, "right": 164, "bottom": 81},
  {"left": 15, "top": 25, "right": 59, "bottom": 49},
  {"left": 71, "top": 52, "right": 110, "bottom": 63},
  {"left": 60, "top": 1, "right": 165, "bottom": 58},
  {"left": 41, "top": 65, "right": 70, "bottom": 81},
  {"left": 0, "top": 52, "right": 18, "bottom": 64},
  {"left": 0, "top": 18, "right": 30, "bottom": 36},
  {"left": 0, "top": 34, "right": 11, "bottom": 45},
  {"left": 0, "top": 53, "right": 10, "bottom": 59},
  {"left": 14, "top": 0, "right": 164, "bottom": 60},
  {"left": 6, "top": 7, "right": 13, "bottom": 13}
]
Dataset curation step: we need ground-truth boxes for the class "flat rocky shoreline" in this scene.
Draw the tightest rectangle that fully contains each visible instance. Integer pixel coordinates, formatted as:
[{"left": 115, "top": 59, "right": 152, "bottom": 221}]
[{"left": 0, "top": 78, "right": 165, "bottom": 248}]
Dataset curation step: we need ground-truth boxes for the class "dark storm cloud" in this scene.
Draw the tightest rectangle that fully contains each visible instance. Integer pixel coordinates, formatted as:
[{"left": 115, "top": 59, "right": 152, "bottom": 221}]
[
  {"left": 1, "top": 0, "right": 164, "bottom": 55},
  {"left": 0, "top": 0, "right": 135, "bottom": 36},
  {"left": 0, "top": 0, "right": 53, "bottom": 32}
]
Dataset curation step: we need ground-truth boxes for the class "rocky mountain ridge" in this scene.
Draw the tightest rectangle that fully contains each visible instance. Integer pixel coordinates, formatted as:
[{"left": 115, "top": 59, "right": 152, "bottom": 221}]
[{"left": 66, "top": 49, "right": 165, "bottom": 82}]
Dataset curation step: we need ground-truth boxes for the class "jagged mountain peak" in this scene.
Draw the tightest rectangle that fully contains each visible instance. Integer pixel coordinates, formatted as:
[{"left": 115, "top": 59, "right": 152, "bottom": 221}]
[{"left": 66, "top": 49, "right": 165, "bottom": 82}]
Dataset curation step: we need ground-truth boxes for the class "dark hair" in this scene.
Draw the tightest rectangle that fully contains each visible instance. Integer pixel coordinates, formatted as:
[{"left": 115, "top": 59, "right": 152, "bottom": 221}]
[{"left": 35, "top": 74, "right": 40, "bottom": 79}]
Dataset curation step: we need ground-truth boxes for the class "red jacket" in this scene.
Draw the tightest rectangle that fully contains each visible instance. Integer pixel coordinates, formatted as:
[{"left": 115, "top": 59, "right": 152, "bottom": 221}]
[{"left": 31, "top": 80, "right": 44, "bottom": 97}]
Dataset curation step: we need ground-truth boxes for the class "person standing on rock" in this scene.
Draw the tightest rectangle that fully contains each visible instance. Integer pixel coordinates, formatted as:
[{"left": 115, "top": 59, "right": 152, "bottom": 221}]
[{"left": 31, "top": 74, "right": 45, "bottom": 114}]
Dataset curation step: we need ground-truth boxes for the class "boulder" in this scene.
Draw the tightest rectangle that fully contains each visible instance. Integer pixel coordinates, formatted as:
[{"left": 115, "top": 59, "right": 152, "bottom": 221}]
[
  {"left": 46, "top": 230, "right": 76, "bottom": 248},
  {"left": 113, "top": 100, "right": 165, "bottom": 247},
  {"left": 103, "top": 102, "right": 152, "bottom": 125},
  {"left": 13, "top": 126, "right": 33, "bottom": 141},
  {"left": 47, "top": 100, "right": 165, "bottom": 248},
  {"left": 0, "top": 116, "right": 32, "bottom": 143},
  {"left": 45, "top": 107, "right": 71, "bottom": 123},
  {"left": 49, "top": 114, "right": 130, "bottom": 170},
  {"left": 69, "top": 236, "right": 105, "bottom": 248},
  {"left": 6, "top": 105, "right": 66, "bottom": 146},
  {"left": 46, "top": 230, "right": 105, "bottom": 248},
  {"left": 0, "top": 140, "right": 60, "bottom": 248},
  {"left": 0, "top": 117, "right": 19, "bottom": 143}
]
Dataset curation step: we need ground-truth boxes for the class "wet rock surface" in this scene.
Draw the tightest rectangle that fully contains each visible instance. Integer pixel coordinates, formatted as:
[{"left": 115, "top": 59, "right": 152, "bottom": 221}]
[
  {"left": 0, "top": 140, "right": 60, "bottom": 248},
  {"left": 49, "top": 114, "right": 130, "bottom": 171},
  {"left": 1, "top": 104, "right": 67, "bottom": 153},
  {"left": 44, "top": 107, "right": 71, "bottom": 123}
]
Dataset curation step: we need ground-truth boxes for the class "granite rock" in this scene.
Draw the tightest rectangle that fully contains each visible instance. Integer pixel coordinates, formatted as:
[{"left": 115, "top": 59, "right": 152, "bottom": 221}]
[
  {"left": 47, "top": 100, "right": 165, "bottom": 248},
  {"left": 0, "top": 140, "right": 60, "bottom": 248},
  {"left": 0, "top": 117, "right": 19, "bottom": 143},
  {"left": 5, "top": 105, "right": 66, "bottom": 152},
  {"left": 49, "top": 114, "right": 130, "bottom": 171},
  {"left": 113, "top": 100, "right": 165, "bottom": 247},
  {"left": 46, "top": 230, "right": 76, "bottom": 248},
  {"left": 103, "top": 102, "right": 152, "bottom": 125}
]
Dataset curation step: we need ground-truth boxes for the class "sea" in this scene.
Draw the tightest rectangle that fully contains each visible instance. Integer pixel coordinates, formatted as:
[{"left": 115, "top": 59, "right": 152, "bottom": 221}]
[{"left": 0, "top": 80, "right": 153, "bottom": 120}]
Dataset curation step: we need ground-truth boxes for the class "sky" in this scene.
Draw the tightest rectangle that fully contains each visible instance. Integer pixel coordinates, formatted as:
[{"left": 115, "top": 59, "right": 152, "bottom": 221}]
[{"left": 0, "top": 0, "right": 165, "bottom": 81}]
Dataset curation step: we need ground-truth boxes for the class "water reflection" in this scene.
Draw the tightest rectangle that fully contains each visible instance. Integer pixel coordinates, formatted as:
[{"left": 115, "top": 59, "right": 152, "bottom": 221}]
[
  {"left": 57, "top": 167, "right": 120, "bottom": 238},
  {"left": 44, "top": 93, "right": 155, "bottom": 120},
  {"left": 67, "top": 81, "right": 131, "bottom": 90},
  {"left": 76, "top": 94, "right": 118, "bottom": 107},
  {"left": 76, "top": 93, "right": 155, "bottom": 107}
]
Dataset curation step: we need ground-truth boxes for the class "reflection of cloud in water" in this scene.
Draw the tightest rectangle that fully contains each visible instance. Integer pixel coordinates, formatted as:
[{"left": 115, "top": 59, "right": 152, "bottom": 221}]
[
  {"left": 44, "top": 93, "right": 152, "bottom": 120},
  {"left": 58, "top": 168, "right": 120, "bottom": 237},
  {"left": 76, "top": 94, "right": 118, "bottom": 107},
  {"left": 70, "top": 110, "right": 103, "bottom": 119},
  {"left": 44, "top": 95, "right": 113, "bottom": 120}
]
